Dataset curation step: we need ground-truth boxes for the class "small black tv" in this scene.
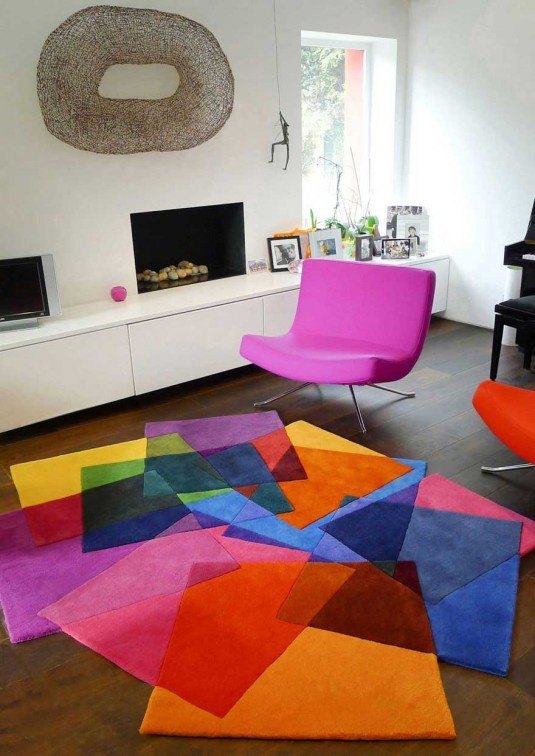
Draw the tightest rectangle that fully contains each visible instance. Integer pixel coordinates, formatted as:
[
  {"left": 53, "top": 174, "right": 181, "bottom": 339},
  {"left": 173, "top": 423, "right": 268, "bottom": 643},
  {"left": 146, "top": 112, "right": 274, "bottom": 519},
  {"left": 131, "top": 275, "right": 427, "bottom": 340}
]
[{"left": 0, "top": 255, "right": 61, "bottom": 330}]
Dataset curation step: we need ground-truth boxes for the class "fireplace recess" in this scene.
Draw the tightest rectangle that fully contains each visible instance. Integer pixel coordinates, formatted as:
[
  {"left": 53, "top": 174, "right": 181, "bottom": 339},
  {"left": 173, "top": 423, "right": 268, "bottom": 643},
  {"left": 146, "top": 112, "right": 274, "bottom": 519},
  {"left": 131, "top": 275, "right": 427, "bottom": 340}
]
[{"left": 130, "top": 202, "right": 246, "bottom": 293}]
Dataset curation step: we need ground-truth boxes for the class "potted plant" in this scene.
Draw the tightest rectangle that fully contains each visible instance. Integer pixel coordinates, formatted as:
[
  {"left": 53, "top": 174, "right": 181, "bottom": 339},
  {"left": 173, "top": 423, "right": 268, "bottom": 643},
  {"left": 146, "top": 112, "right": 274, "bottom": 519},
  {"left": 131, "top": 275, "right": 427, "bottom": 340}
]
[{"left": 314, "top": 154, "right": 380, "bottom": 259}]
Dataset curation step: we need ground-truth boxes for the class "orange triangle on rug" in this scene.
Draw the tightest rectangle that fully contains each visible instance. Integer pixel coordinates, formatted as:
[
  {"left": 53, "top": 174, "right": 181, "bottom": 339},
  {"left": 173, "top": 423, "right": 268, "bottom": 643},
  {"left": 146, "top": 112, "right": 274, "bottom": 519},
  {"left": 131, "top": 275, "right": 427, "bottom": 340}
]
[{"left": 140, "top": 628, "right": 455, "bottom": 740}]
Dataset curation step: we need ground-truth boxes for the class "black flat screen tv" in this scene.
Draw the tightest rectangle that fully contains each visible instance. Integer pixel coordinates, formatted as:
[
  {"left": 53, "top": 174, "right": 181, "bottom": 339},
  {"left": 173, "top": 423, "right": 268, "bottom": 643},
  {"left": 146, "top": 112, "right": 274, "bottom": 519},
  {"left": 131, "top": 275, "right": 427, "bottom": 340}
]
[{"left": 0, "top": 255, "right": 61, "bottom": 327}]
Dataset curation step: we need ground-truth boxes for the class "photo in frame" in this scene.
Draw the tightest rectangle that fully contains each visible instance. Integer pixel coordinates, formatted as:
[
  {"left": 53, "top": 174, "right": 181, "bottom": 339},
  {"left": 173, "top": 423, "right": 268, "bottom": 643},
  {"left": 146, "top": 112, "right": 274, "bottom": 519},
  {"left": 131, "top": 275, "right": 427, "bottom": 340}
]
[
  {"left": 267, "top": 236, "right": 302, "bottom": 271},
  {"left": 381, "top": 238, "right": 411, "bottom": 259},
  {"left": 247, "top": 258, "right": 268, "bottom": 273},
  {"left": 395, "top": 215, "right": 429, "bottom": 255},
  {"left": 387, "top": 205, "right": 423, "bottom": 224},
  {"left": 355, "top": 235, "right": 374, "bottom": 262},
  {"left": 373, "top": 236, "right": 388, "bottom": 256},
  {"left": 309, "top": 228, "right": 343, "bottom": 259}
]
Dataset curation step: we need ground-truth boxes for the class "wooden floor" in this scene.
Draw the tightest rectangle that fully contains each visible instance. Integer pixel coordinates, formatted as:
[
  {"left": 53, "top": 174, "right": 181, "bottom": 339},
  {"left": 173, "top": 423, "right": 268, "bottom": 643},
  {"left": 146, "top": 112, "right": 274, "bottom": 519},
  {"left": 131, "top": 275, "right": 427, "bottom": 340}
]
[{"left": 0, "top": 319, "right": 534, "bottom": 755}]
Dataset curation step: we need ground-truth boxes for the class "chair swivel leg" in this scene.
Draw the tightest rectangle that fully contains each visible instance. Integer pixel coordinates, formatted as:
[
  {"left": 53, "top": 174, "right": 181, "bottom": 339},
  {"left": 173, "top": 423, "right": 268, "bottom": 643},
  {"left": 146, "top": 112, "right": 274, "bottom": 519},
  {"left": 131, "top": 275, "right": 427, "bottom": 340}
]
[
  {"left": 481, "top": 463, "right": 535, "bottom": 474},
  {"left": 349, "top": 385, "right": 367, "bottom": 434},
  {"left": 253, "top": 382, "right": 312, "bottom": 408},
  {"left": 369, "top": 384, "right": 416, "bottom": 398}
]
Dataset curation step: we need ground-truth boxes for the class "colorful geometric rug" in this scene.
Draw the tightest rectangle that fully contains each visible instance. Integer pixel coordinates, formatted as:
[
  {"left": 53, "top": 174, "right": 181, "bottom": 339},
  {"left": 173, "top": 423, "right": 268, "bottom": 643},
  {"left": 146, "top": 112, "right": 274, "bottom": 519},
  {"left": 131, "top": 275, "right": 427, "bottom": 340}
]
[{"left": 1, "top": 412, "right": 533, "bottom": 740}]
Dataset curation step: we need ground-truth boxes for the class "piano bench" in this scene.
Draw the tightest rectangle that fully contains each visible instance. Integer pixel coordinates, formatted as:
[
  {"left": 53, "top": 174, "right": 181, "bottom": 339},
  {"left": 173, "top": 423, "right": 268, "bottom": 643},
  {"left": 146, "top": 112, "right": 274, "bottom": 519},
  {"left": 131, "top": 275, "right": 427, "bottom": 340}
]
[{"left": 490, "top": 295, "right": 535, "bottom": 380}]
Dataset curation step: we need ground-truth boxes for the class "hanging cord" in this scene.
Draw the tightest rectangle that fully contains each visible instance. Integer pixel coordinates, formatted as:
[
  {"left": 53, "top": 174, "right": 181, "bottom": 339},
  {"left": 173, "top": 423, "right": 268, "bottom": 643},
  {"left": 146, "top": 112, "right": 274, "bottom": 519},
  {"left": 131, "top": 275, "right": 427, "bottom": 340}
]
[
  {"left": 269, "top": 0, "right": 290, "bottom": 169},
  {"left": 273, "top": 0, "right": 281, "bottom": 113}
]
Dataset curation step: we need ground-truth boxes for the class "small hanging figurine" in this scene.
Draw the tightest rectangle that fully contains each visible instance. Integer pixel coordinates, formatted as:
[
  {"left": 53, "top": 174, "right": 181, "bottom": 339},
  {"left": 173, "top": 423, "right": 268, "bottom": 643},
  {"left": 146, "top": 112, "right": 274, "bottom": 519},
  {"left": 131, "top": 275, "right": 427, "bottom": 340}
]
[
  {"left": 270, "top": 111, "right": 290, "bottom": 170},
  {"left": 269, "top": 1, "right": 289, "bottom": 170}
]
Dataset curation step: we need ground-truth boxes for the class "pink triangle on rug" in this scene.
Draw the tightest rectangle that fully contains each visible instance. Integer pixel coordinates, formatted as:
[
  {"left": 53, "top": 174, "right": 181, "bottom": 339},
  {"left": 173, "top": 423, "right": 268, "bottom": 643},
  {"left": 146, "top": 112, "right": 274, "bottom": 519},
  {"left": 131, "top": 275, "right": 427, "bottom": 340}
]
[
  {"left": 210, "top": 526, "right": 310, "bottom": 563},
  {"left": 155, "top": 512, "right": 201, "bottom": 537},
  {"left": 64, "top": 591, "right": 183, "bottom": 684},
  {"left": 415, "top": 474, "right": 535, "bottom": 556},
  {"left": 40, "top": 530, "right": 237, "bottom": 627},
  {"left": 50, "top": 556, "right": 238, "bottom": 684}
]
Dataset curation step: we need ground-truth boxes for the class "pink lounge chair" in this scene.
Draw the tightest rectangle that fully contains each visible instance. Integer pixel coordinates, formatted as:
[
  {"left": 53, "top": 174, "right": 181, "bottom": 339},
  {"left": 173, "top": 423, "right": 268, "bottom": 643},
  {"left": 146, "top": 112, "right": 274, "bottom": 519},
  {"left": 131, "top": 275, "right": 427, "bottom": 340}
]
[{"left": 240, "top": 259, "right": 435, "bottom": 431}]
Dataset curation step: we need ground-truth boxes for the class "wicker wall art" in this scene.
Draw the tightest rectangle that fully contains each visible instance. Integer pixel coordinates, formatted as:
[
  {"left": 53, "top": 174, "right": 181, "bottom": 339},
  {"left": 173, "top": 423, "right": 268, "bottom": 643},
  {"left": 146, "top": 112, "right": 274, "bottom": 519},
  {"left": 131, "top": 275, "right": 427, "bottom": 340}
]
[{"left": 37, "top": 5, "right": 234, "bottom": 154}]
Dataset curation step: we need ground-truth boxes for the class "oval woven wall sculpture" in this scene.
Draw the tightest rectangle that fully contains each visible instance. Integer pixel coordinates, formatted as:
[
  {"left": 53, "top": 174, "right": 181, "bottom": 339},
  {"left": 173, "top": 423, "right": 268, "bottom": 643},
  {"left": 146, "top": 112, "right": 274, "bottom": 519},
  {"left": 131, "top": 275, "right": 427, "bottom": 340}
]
[{"left": 37, "top": 5, "right": 234, "bottom": 154}]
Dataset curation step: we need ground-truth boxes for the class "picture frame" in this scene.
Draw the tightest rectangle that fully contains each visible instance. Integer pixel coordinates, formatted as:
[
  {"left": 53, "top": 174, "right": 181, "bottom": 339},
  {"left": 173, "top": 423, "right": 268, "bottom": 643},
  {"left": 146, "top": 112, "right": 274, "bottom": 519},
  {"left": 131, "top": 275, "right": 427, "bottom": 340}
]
[
  {"left": 309, "top": 228, "right": 343, "bottom": 259},
  {"left": 247, "top": 258, "right": 268, "bottom": 274},
  {"left": 387, "top": 205, "right": 423, "bottom": 224},
  {"left": 355, "top": 234, "right": 374, "bottom": 262},
  {"left": 395, "top": 214, "right": 429, "bottom": 255},
  {"left": 381, "top": 238, "right": 411, "bottom": 259},
  {"left": 373, "top": 236, "right": 388, "bottom": 256},
  {"left": 267, "top": 236, "right": 302, "bottom": 271}
]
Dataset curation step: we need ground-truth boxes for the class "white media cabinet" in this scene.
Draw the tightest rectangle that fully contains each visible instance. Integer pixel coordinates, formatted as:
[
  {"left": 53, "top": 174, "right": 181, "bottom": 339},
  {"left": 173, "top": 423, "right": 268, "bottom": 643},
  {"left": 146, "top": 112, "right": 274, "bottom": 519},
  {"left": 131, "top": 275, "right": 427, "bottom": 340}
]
[{"left": 0, "top": 255, "right": 449, "bottom": 433}]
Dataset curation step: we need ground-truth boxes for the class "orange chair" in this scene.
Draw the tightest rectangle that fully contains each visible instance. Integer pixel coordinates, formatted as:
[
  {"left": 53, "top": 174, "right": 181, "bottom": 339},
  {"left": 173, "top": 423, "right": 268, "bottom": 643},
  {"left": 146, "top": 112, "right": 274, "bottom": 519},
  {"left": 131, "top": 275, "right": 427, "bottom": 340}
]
[{"left": 473, "top": 380, "right": 535, "bottom": 473}]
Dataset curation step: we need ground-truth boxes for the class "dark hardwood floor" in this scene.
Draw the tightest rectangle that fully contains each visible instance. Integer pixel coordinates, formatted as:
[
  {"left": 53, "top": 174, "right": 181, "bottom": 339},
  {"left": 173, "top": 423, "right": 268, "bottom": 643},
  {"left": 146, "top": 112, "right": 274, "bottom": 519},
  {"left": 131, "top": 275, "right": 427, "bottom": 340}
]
[{"left": 0, "top": 319, "right": 534, "bottom": 755}]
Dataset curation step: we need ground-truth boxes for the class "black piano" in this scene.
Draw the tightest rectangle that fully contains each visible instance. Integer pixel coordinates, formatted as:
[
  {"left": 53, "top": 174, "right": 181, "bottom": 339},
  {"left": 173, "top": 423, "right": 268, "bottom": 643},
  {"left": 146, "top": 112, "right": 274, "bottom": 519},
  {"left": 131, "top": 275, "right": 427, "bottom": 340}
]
[
  {"left": 503, "top": 198, "right": 535, "bottom": 296},
  {"left": 491, "top": 200, "right": 535, "bottom": 379}
]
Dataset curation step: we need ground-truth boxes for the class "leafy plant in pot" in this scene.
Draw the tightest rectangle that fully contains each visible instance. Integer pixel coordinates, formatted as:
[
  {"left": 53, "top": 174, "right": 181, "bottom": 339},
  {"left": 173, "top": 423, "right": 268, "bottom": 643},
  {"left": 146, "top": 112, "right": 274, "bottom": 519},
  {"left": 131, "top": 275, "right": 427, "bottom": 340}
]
[
  {"left": 316, "top": 154, "right": 380, "bottom": 259},
  {"left": 325, "top": 215, "right": 380, "bottom": 259}
]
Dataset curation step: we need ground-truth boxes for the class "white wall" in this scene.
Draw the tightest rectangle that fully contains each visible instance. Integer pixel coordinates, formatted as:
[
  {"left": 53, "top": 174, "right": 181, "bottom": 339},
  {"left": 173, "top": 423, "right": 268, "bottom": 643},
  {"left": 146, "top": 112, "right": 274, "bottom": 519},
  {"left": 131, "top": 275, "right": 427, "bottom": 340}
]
[
  {"left": 0, "top": 0, "right": 408, "bottom": 307},
  {"left": 405, "top": 0, "right": 535, "bottom": 328}
]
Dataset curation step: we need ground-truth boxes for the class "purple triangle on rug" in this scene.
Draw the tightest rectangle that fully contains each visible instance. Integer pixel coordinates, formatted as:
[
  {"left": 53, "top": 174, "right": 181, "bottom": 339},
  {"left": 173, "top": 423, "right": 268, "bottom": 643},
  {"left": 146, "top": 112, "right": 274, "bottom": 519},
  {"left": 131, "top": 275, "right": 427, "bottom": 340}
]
[
  {"left": 311, "top": 532, "right": 367, "bottom": 563},
  {"left": 0, "top": 509, "right": 138, "bottom": 643},
  {"left": 144, "top": 412, "right": 284, "bottom": 453},
  {"left": 156, "top": 512, "right": 201, "bottom": 537},
  {"left": 232, "top": 501, "right": 274, "bottom": 524}
]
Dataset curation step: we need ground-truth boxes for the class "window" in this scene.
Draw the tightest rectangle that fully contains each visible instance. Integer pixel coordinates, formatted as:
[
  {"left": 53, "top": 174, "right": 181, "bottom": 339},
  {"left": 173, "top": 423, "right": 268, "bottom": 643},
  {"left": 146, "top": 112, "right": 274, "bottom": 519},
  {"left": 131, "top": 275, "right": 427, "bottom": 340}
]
[
  {"left": 302, "top": 39, "right": 370, "bottom": 228},
  {"left": 301, "top": 32, "right": 397, "bottom": 233}
]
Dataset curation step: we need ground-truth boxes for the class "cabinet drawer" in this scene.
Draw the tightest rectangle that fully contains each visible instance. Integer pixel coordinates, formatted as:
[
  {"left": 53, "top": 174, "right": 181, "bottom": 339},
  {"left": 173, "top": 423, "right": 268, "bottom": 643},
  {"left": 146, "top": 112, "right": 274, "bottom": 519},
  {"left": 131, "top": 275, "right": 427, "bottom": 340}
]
[
  {"left": 129, "top": 297, "right": 264, "bottom": 394},
  {"left": 0, "top": 327, "right": 134, "bottom": 432},
  {"left": 263, "top": 289, "right": 300, "bottom": 336},
  {"left": 415, "top": 258, "right": 449, "bottom": 313}
]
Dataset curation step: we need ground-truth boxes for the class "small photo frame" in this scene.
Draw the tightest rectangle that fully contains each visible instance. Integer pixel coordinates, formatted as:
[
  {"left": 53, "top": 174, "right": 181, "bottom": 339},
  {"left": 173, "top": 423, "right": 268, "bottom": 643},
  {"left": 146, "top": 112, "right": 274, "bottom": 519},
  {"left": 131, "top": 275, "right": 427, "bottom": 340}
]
[
  {"left": 387, "top": 205, "right": 423, "bottom": 223},
  {"left": 381, "top": 238, "right": 411, "bottom": 259},
  {"left": 355, "top": 235, "right": 374, "bottom": 262},
  {"left": 373, "top": 237, "right": 387, "bottom": 256},
  {"left": 395, "top": 214, "right": 429, "bottom": 255},
  {"left": 267, "top": 236, "right": 302, "bottom": 271},
  {"left": 247, "top": 258, "right": 268, "bottom": 273},
  {"left": 309, "top": 228, "right": 343, "bottom": 259}
]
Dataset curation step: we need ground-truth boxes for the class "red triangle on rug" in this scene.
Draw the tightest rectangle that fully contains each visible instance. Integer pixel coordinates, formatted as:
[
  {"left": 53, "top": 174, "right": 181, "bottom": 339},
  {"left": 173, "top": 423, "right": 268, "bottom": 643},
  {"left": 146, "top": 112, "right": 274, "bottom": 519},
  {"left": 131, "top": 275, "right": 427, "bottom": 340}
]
[
  {"left": 234, "top": 484, "right": 260, "bottom": 499},
  {"left": 309, "top": 562, "right": 436, "bottom": 654}
]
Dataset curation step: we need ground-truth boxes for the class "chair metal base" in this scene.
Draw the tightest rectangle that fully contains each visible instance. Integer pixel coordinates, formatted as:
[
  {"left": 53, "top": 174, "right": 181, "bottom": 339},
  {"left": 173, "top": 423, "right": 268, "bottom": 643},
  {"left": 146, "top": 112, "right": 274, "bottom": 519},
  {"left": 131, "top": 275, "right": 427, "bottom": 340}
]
[
  {"left": 481, "top": 463, "right": 535, "bottom": 474},
  {"left": 253, "top": 382, "right": 311, "bottom": 408},
  {"left": 253, "top": 381, "right": 369, "bottom": 433},
  {"left": 349, "top": 385, "right": 366, "bottom": 433},
  {"left": 369, "top": 383, "right": 416, "bottom": 398},
  {"left": 253, "top": 380, "right": 417, "bottom": 434}
]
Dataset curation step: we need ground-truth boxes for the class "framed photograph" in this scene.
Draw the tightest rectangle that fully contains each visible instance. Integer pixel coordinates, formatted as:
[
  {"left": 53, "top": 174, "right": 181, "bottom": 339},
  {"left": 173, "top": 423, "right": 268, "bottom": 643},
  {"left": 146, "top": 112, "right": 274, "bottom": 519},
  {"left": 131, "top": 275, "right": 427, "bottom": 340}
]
[
  {"left": 387, "top": 205, "right": 423, "bottom": 223},
  {"left": 355, "top": 235, "right": 374, "bottom": 262},
  {"left": 267, "top": 236, "right": 302, "bottom": 271},
  {"left": 247, "top": 258, "right": 268, "bottom": 274},
  {"left": 309, "top": 228, "right": 343, "bottom": 259},
  {"left": 395, "top": 214, "right": 429, "bottom": 255},
  {"left": 373, "top": 236, "right": 387, "bottom": 256},
  {"left": 381, "top": 238, "right": 411, "bottom": 259}
]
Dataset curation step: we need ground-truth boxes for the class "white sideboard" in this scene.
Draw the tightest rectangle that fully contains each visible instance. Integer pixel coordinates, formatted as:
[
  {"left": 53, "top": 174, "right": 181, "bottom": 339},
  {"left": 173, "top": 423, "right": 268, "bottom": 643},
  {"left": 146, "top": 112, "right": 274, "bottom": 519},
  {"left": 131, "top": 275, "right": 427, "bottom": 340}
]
[
  {"left": 129, "top": 297, "right": 264, "bottom": 395},
  {"left": 0, "top": 256, "right": 449, "bottom": 432},
  {"left": 376, "top": 254, "right": 449, "bottom": 313},
  {"left": 0, "top": 327, "right": 135, "bottom": 431}
]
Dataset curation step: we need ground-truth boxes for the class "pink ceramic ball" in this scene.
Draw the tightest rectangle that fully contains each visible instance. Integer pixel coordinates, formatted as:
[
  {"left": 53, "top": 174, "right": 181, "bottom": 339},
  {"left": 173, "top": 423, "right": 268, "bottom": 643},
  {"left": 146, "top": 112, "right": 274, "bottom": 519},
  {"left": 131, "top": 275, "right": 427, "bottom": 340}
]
[{"left": 111, "top": 286, "right": 127, "bottom": 302}]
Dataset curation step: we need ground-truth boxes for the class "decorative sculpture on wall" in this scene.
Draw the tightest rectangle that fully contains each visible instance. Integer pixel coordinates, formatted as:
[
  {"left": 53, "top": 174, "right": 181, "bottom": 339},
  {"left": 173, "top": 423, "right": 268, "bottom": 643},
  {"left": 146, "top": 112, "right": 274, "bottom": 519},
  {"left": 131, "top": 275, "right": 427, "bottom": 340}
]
[
  {"left": 37, "top": 5, "right": 234, "bottom": 154},
  {"left": 269, "top": 0, "right": 290, "bottom": 170},
  {"left": 269, "top": 111, "right": 290, "bottom": 171}
]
